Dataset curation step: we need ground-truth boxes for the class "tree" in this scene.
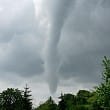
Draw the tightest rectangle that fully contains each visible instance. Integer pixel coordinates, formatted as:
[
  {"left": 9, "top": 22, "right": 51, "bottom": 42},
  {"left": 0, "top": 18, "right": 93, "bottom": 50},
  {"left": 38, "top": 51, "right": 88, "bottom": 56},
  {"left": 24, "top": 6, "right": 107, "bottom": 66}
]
[
  {"left": 95, "top": 56, "right": 110, "bottom": 109},
  {"left": 23, "top": 84, "right": 32, "bottom": 110},
  {"left": 58, "top": 93, "right": 66, "bottom": 110},
  {"left": 36, "top": 96, "right": 57, "bottom": 110},
  {"left": 102, "top": 56, "right": 110, "bottom": 83},
  {"left": 0, "top": 88, "right": 24, "bottom": 110},
  {"left": 87, "top": 91, "right": 101, "bottom": 110},
  {"left": 46, "top": 96, "right": 57, "bottom": 110},
  {"left": 76, "top": 90, "right": 91, "bottom": 105}
]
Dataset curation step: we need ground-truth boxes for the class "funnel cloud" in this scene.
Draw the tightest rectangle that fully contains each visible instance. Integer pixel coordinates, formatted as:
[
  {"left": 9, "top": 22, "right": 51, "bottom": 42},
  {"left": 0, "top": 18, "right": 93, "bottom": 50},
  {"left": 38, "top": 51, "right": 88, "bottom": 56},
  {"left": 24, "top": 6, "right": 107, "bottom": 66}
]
[{"left": 44, "top": 0, "right": 74, "bottom": 93}]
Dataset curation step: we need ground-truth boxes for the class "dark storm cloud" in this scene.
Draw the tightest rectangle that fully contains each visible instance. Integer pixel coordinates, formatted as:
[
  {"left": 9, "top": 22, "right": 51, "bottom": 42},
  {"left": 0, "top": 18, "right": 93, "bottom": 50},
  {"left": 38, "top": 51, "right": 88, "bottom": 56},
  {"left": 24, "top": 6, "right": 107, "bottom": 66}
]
[
  {"left": 0, "top": 36, "right": 44, "bottom": 76},
  {"left": 0, "top": 0, "right": 37, "bottom": 42},
  {"left": 58, "top": 0, "right": 110, "bottom": 83},
  {"left": 0, "top": 0, "right": 44, "bottom": 76}
]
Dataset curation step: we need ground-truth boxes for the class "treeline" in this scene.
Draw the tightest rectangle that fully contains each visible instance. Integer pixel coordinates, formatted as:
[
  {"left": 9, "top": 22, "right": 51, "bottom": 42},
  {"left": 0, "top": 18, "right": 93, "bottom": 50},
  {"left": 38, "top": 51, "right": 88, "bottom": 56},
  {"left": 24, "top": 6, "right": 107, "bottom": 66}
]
[
  {"left": 0, "top": 84, "right": 32, "bottom": 110},
  {"left": 0, "top": 56, "right": 110, "bottom": 110},
  {"left": 35, "top": 90, "right": 96, "bottom": 110}
]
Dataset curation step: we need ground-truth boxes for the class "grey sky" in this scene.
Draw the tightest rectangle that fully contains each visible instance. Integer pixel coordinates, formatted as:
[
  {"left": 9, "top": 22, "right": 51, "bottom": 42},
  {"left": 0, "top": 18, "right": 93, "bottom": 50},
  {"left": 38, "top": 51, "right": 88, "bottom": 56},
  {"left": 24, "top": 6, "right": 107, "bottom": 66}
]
[{"left": 0, "top": 0, "right": 110, "bottom": 105}]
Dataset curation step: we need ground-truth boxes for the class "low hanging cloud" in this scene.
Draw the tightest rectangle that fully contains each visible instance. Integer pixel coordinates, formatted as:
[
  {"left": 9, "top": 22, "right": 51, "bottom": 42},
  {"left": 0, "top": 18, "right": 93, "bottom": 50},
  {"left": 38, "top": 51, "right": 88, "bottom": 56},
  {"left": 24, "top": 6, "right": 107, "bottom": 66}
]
[{"left": 0, "top": 0, "right": 110, "bottom": 94}]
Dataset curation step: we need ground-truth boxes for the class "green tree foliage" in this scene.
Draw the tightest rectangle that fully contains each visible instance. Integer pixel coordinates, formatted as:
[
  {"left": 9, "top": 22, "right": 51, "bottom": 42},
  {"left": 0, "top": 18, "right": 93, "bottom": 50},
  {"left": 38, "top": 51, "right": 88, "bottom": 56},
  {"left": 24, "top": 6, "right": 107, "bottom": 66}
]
[
  {"left": 95, "top": 56, "right": 110, "bottom": 109},
  {"left": 0, "top": 85, "right": 33, "bottom": 110},
  {"left": 76, "top": 90, "right": 92, "bottom": 105},
  {"left": 36, "top": 96, "right": 57, "bottom": 110},
  {"left": 23, "top": 84, "right": 32, "bottom": 110},
  {"left": 0, "top": 88, "right": 24, "bottom": 110},
  {"left": 87, "top": 91, "right": 100, "bottom": 110},
  {"left": 102, "top": 56, "right": 110, "bottom": 82},
  {"left": 57, "top": 92, "right": 93, "bottom": 110},
  {"left": 58, "top": 93, "right": 67, "bottom": 110}
]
